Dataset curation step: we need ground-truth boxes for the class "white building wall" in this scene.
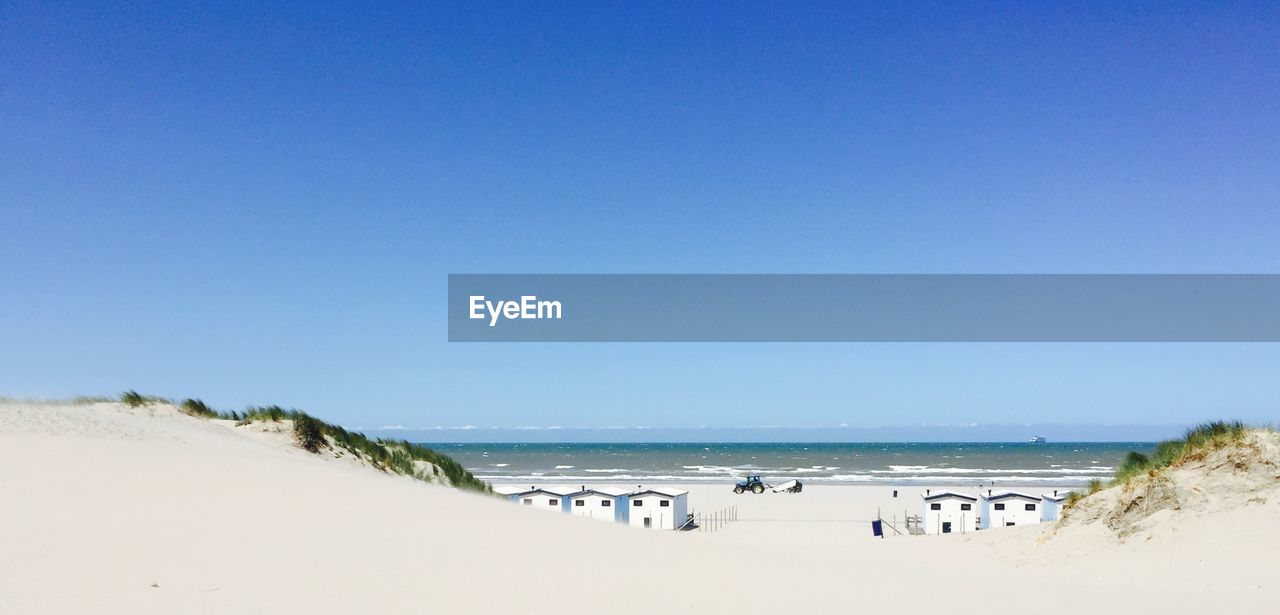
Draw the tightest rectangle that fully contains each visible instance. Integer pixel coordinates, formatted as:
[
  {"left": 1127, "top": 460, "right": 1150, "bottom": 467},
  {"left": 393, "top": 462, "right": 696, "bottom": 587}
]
[
  {"left": 1041, "top": 497, "right": 1065, "bottom": 522},
  {"left": 519, "top": 492, "right": 566, "bottom": 513},
  {"left": 629, "top": 494, "right": 679, "bottom": 529},
  {"left": 570, "top": 493, "right": 619, "bottom": 522},
  {"left": 922, "top": 497, "right": 976, "bottom": 535},
  {"left": 984, "top": 498, "right": 1042, "bottom": 527}
]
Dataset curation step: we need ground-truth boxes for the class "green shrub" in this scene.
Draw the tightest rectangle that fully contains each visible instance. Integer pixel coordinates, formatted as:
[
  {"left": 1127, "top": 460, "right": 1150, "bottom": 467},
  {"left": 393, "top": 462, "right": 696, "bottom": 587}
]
[
  {"left": 120, "top": 391, "right": 168, "bottom": 407},
  {"left": 242, "top": 405, "right": 289, "bottom": 422},
  {"left": 293, "top": 414, "right": 327, "bottom": 452},
  {"left": 1149, "top": 439, "right": 1184, "bottom": 469},
  {"left": 1181, "top": 421, "right": 1246, "bottom": 455},
  {"left": 1065, "top": 491, "right": 1085, "bottom": 508},
  {"left": 1114, "top": 451, "right": 1151, "bottom": 483},
  {"left": 180, "top": 398, "right": 218, "bottom": 418}
]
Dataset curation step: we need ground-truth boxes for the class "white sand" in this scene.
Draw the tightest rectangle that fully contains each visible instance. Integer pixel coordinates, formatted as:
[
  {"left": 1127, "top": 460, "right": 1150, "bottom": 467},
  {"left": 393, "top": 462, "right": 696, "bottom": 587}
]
[{"left": 2, "top": 401, "right": 1276, "bottom": 614}]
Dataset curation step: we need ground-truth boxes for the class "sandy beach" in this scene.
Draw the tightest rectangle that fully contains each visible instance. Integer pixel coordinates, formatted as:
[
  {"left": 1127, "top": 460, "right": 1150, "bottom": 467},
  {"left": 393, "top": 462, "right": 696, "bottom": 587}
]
[
  {"left": 7, "top": 2, "right": 1279, "bottom": 613},
  {"left": 3, "top": 401, "right": 1277, "bottom": 614}
]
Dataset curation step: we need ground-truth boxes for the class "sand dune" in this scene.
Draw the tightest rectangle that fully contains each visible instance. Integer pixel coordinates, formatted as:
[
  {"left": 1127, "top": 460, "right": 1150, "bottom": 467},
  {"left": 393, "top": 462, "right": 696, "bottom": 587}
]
[
  {"left": 2, "top": 401, "right": 1276, "bottom": 614},
  {"left": 1057, "top": 430, "right": 1280, "bottom": 537}
]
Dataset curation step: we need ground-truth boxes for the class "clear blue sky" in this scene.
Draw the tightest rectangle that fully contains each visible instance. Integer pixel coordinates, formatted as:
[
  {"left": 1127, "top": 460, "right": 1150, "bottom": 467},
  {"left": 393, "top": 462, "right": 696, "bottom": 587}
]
[{"left": 2, "top": 2, "right": 1278, "bottom": 438}]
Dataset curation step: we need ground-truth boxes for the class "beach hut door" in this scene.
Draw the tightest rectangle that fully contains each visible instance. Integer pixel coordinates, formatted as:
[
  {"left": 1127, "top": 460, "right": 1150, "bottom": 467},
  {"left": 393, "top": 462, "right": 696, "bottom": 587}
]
[
  {"left": 643, "top": 517, "right": 652, "bottom": 528},
  {"left": 941, "top": 522, "right": 952, "bottom": 534}
]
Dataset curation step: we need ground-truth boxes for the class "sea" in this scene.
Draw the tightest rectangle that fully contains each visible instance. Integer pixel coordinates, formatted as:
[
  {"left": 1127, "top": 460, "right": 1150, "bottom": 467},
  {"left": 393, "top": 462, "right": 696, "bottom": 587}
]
[{"left": 422, "top": 442, "right": 1155, "bottom": 487}]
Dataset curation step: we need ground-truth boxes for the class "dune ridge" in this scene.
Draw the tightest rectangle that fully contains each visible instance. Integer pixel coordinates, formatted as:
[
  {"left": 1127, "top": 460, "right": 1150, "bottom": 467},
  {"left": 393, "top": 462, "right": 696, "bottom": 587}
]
[
  {"left": 2, "top": 400, "right": 1277, "bottom": 614},
  {"left": 1055, "top": 430, "right": 1280, "bottom": 539}
]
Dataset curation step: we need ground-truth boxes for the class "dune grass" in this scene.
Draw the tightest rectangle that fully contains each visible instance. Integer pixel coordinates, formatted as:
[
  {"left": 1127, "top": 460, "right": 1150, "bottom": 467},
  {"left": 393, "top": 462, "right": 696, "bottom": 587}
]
[
  {"left": 1060, "top": 421, "right": 1251, "bottom": 513},
  {"left": 162, "top": 395, "right": 487, "bottom": 493},
  {"left": 1061, "top": 479, "right": 1104, "bottom": 508},
  {"left": 1121, "top": 421, "right": 1248, "bottom": 483},
  {"left": 120, "top": 390, "right": 169, "bottom": 407},
  {"left": 1113, "top": 451, "right": 1152, "bottom": 483},
  {"left": 1106, "top": 421, "right": 1248, "bottom": 491},
  {"left": 292, "top": 413, "right": 327, "bottom": 453},
  {"left": 179, "top": 398, "right": 219, "bottom": 418}
]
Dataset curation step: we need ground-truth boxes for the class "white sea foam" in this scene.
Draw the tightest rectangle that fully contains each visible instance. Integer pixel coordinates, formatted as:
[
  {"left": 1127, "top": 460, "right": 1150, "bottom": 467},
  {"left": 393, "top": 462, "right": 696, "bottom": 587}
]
[
  {"left": 681, "top": 465, "right": 742, "bottom": 474},
  {"left": 793, "top": 466, "right": 841, "bottom": 473},
  {"left": 872, "top": 466, "right": 1111, "bottom": 475},
  {"left": 477, "top": 473, "right": 1101, "bottom": 485}
]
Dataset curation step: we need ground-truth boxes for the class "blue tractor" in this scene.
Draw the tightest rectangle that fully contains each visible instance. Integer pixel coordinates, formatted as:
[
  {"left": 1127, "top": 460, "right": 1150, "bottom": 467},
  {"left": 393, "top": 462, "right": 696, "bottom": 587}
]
[{"left": 733, "top": 475, "right": 767, "bottom": 494}]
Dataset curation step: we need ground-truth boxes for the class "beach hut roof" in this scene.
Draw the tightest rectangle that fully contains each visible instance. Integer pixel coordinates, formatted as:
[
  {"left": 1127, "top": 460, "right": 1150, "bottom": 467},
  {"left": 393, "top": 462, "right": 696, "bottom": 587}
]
[
  {"left": 535, "top": 485, "right": 579, "bottom": 496},
  {"left": 981, "top": 490, "right": 1039, "bottom": 502},
  {"left": 631, "top": 486, "right": 688, "bottom": 498},
  {"left": 921, "top": 490, "right": 977, "bottom": 502},
  {"left": 492, "top": 485, "right": 530, "bottom": 496},
  {"left": 568, "top": 487, "right": 630, "bottom": 498},
  {"left": 1042, "top": 491, "right": 1072, "bottom": 502},
  {"left": 504, "top": 485, "right": 577, "bottom": 497}
]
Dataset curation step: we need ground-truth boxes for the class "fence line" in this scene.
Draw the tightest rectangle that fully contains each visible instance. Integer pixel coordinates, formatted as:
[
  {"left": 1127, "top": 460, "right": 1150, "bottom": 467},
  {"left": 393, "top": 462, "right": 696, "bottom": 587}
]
[{"left": 694, "top": 505, "right": 738, "bottom": 533}]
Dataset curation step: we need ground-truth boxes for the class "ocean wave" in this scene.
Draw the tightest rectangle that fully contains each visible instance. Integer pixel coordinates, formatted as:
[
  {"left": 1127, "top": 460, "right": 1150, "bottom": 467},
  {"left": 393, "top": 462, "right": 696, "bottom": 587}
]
[
  {"left": 793, "top": 466, "right": 841, "bottom": 473},
  {"left": 475, "top": 473, "right": 1105, "bottom": 485},
  {"left": 882, "top": 465, "right": 930, "bottom": 472},
  {"left": 681, "top": 465, "right": 790, "bottom": 475},
  {"left": 508, "top": 462, "right": 1109, "bottom": 478},
  {"left": 871, "top": 466, "right": 1112, "bottom": 475},
  {"left": 824, "top": 474, "right": 1102, "bottom": 484},
  {"left": 681, "top": 465, "right": 736, "bottom": 473}
]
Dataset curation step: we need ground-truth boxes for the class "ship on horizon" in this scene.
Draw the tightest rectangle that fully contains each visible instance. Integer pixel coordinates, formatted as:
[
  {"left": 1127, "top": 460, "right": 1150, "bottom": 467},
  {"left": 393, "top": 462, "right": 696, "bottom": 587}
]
[{"left": 1030, "top": 435, "right": 1047, "bottom": 444}]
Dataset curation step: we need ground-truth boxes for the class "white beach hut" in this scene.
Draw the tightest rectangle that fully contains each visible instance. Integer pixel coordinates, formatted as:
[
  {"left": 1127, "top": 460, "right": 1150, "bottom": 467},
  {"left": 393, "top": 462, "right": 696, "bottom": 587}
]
[
  {"left": 628, "top": 486, "right": 689, "bottom": 530},
  {"left": 509, "top": 486, "right": 575, "bottom": 513},
  {"left": 979, "top": 490, "right": 1042, "bottom": 529},
  {"left": 567, "top": 486, "right": 630, "bottom": 523},
  {"left": 1040, "top": 490, "right": 1070, "bottom": 522},
  {"left": 921, "top": 489, "right": 977, "bottom": 535},
  {"left": 493, "top": 485, "right": 530, "bottom": 503}
]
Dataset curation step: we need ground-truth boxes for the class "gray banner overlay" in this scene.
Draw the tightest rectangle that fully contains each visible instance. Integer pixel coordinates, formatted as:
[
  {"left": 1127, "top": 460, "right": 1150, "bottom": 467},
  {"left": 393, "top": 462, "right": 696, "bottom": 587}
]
[{"left": 448, "top": 274, "right": 1280, "bottom": 342}]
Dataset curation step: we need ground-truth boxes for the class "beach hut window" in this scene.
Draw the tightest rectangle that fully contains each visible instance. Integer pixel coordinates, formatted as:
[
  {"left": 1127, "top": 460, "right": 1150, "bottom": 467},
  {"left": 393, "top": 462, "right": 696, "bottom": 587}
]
[
  {"left": 1024, "top": 503, "right": 1036, "bottom": 511},
  {"left": 960, "top": 503, "right": 971, "bottom": 511},
  {"left": 548, "top": 499, "right": 558, "bottom": 506},
  {"left": 635, "top": 500, "right": 644, "bottom": 507},
  {"left": 660, "top": 500, "right": 670, "bottom": 507},
  {"left": 602, "top": 500, "right": 611, "bottom": 507},
  {"left": 575, "top": 500, "right": 585, "bottom": 507},
  {"left": 930, "top": 503, "right": 941, "bottom": 510},
  {"left": 994, "top": 503, "right": 1005, "bottom": 510},
  {"left": 523, "top": 499, "right": 533, "bottom": 505}
]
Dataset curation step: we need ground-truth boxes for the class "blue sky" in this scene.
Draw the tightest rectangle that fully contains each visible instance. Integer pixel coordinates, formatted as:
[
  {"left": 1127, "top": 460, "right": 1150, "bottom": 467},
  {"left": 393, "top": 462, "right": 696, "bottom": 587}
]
[{"left": 2, "top": 2, "right": 1278, "bottom": 438}]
